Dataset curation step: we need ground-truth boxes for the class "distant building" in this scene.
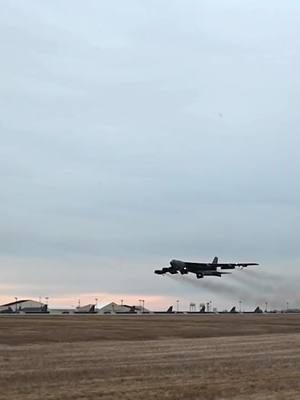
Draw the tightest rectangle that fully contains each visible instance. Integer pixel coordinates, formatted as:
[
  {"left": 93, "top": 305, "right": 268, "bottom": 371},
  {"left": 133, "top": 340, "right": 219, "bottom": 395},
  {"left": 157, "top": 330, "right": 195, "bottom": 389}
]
[
  {"left": 0, "top": 305, "right": 13, "bottom": 313},
  {"left": 98, "top": 302, "right": 150, "bottom": 314},
  {"left": 75, "top": 304, "right": 96, "bottom": 313},
  {"left": 0, "top": 299, "right": 47, "bottom": 313},
  {"left": 49, "top": 304, "right": 96, "bottom": 314}
]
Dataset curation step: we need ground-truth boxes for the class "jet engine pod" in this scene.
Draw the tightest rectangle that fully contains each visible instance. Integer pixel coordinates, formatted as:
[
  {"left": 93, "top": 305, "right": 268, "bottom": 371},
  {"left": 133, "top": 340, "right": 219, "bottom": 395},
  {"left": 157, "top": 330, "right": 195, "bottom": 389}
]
[
  {"left": 180, "top": 268, "right": 188, "bottom": 275},
  {"left": 221, "top": 265, "right": 235, "bottom": 269},
  {"left": 155, "top": 267, "right": 169, "bottom": 274},
  {"left": 154, "top": 270, "right": 164, "bottom": 275}
]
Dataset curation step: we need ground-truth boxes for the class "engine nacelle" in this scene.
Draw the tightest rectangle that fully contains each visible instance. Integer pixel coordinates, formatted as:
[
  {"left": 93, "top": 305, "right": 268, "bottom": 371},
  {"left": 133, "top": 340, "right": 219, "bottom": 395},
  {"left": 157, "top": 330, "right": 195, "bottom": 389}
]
[
  {"left": 154, "top": 270, "right": 164, "bottom": 275},
  {"left": 180, "top": 269, "right": 188, "bottom": 275},
  {"left": 204, "top": 271, "right": 222, "bottom": 277},
  {"left": 221, "top": 265, "right": 235, "bottom": 270},
  {"left": 213, "top": 272, "right": 222, "bottom": 277}
]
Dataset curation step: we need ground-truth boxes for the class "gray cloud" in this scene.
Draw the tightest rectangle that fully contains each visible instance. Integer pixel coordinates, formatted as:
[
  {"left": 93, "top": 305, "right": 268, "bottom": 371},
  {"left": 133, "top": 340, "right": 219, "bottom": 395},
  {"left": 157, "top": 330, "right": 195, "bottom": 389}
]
[{"left": 1, "top": 1, "right": 300, "bottom": 308}]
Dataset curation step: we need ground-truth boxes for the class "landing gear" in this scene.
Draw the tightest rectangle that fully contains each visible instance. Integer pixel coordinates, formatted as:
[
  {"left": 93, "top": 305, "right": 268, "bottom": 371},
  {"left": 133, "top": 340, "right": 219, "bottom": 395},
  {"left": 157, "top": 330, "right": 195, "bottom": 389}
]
[{"left": 196, "top": 273, "right": 203, "bottom": 279}]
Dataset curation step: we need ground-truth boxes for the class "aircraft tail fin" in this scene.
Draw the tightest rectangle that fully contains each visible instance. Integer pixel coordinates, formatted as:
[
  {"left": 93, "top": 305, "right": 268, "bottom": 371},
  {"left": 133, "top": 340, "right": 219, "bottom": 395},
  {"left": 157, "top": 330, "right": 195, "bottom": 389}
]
[{"left": 212, "top": 256, "right": 218, "bottom": 265}]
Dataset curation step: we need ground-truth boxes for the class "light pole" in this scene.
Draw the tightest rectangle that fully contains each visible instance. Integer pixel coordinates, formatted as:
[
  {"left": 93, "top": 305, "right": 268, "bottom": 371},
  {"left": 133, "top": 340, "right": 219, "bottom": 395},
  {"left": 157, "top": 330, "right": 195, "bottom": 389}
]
[
  {"left": 176, "top": 299, "right": 179, "bottom": 313},
  {"left": 14, "top": 297, "right": 18, "bottom": 313},
  {"left": 95, "top": 298, "right": 98, "bottom": 309},
  {"left": 121, "top": 299, "right": 123, "bottom": 307},
  {"left": 239, "top": 300, "right": 242, "bottom": 313},
  {"left": 265, "top": 302, "right": 268, "bottom": 313},
  {"left": 286, "top": 302, "right": 289, "bottom": 312}
]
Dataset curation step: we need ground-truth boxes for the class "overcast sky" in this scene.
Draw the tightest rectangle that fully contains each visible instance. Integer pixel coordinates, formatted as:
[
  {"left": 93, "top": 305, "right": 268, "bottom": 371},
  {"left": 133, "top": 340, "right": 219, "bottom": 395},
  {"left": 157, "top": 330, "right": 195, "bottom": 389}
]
[{"left": 1, "top": 1, "right": 300, "bottom": 310}]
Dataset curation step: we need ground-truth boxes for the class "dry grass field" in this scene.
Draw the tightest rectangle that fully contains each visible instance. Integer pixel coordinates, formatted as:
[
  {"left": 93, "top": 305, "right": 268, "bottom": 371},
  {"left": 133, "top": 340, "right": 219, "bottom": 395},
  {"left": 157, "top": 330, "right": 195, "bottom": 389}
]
[{"left": 1, "top": 314, "right": 300, "bottom": 399}]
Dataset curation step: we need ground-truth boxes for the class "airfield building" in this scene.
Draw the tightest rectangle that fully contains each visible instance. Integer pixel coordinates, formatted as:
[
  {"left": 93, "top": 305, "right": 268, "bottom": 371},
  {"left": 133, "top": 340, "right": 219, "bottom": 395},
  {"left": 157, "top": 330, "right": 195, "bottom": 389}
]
[
  {"left": 75, "top": 304, "right": 96, "bottom": 313},
  {"left": 98, "top": 302, "right": 150, "bottom": 314},
  {"left": 0, "top": 299, "right": 47, "bottom": 313},
  {"left": 49, "top": 304, "right": 96, "bottom": 314}
]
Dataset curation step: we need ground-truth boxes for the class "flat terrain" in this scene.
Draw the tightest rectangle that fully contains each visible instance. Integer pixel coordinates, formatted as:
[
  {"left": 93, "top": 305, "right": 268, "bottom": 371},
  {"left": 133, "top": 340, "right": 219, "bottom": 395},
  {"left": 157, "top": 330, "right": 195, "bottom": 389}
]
[{"left": 1, "top": 315, "right": 300, "bottom": 399}]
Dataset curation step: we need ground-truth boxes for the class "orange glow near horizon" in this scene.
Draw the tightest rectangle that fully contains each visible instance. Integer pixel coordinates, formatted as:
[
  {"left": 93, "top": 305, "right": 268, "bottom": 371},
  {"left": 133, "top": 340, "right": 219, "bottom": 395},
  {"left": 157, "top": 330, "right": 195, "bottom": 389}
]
[{"left": 0, "top": 292, "right": 177, "bottom": 311}]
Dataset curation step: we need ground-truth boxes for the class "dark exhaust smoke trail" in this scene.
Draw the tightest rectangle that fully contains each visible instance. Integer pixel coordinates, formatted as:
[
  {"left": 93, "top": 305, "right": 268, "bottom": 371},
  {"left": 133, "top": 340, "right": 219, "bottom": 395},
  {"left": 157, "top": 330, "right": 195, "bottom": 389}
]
[
  {"left": 234, "top": 268, "right": 282, "bottom": 282},
  {"left": 166, "top": 272, "right": 300, "bottom": 309},
  {"left": 166, "top": 274, "right": 255, "bottom": 299},
  {"left": 228, "top": 270, "right": 280, "bottom": 292},
  {"left": 228, "top": 269, "right": 298, "bottom": 305}
]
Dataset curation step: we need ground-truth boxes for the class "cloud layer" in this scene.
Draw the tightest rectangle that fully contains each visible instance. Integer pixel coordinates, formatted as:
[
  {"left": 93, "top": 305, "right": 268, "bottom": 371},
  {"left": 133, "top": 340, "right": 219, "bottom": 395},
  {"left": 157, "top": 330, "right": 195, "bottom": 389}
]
[{"left": 1, "top": 1, "right": 300, "bottom": 309}]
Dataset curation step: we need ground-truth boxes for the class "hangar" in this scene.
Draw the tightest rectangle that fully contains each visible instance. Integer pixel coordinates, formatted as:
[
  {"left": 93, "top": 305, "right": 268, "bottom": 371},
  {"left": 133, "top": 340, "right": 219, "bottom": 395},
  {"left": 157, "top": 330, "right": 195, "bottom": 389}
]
[
  {"left": 0, "top": 300, "right": 150, "bottom": 314},
  {"left": 98, "top": 302, "right": 150, "bottom": 314},
  {"left": 0, "top": 299, "right": 47, "bottom": 313},
  {"left": 75, "top": 304, "right": 96, "bottom": 313}
]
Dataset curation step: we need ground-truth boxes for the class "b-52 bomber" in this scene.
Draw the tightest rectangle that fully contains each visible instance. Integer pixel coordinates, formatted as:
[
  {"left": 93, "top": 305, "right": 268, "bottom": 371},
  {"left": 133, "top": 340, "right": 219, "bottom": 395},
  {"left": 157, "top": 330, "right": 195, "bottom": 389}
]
[{"left": 154, "top": 257, "right": 259, "bottom": 279}]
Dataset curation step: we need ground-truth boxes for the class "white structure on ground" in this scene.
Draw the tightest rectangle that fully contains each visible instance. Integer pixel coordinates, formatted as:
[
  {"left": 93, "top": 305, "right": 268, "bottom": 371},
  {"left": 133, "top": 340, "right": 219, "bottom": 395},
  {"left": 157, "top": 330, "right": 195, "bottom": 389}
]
[
  {"left": 0, "top": 300, "right": 151, "bottom": 314},
  {"left": 75, "top": 304, "right": 96, "bottom": 313},
  {"left": 49, "top": 304, "right": 96, "bottom": 314},
  {"left": 0, "top": 300, "right": 47, "bottom": 313},
  {"left": 98, "top": 302, "right": 150, "bottom": 314}
]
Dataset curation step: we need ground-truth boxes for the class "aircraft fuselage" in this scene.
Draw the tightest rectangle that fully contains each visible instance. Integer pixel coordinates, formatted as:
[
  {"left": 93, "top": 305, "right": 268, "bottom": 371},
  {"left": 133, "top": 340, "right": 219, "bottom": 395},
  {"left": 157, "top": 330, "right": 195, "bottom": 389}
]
[{"left": 154, "top": 257, "right": 258, "bottom": 279}]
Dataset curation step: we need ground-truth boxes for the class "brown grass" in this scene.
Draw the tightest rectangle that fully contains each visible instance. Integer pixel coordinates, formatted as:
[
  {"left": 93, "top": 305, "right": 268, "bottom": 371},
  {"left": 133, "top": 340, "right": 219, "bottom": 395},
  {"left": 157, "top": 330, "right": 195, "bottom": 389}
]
[{"left": 0, "top": 315, "right": 300, "bottom": 399}]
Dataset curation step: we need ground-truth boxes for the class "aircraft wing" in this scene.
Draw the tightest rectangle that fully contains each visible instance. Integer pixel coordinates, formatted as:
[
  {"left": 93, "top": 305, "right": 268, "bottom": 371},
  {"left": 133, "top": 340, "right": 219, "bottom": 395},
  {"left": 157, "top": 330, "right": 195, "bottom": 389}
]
[
  {"left": 185, "top": 262, "right": 258, "bottom": 268},
  {"left": 154, "top": 267, "right": 178, "bottom": 275},
  {"left": 236, "top": 263, "right": 259, "bottom": 267},
  {"left": 154, "top": 259, "right": 259, "bottom": 276},
  {"left": 184, "top": 262, "right": 208, "bottom": 268},
  {"left": 154, "top": 267, "right": 168, "bottom": 274},
  {"left": 219, "top": 262, "right": 259, "bottom": 269}
]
